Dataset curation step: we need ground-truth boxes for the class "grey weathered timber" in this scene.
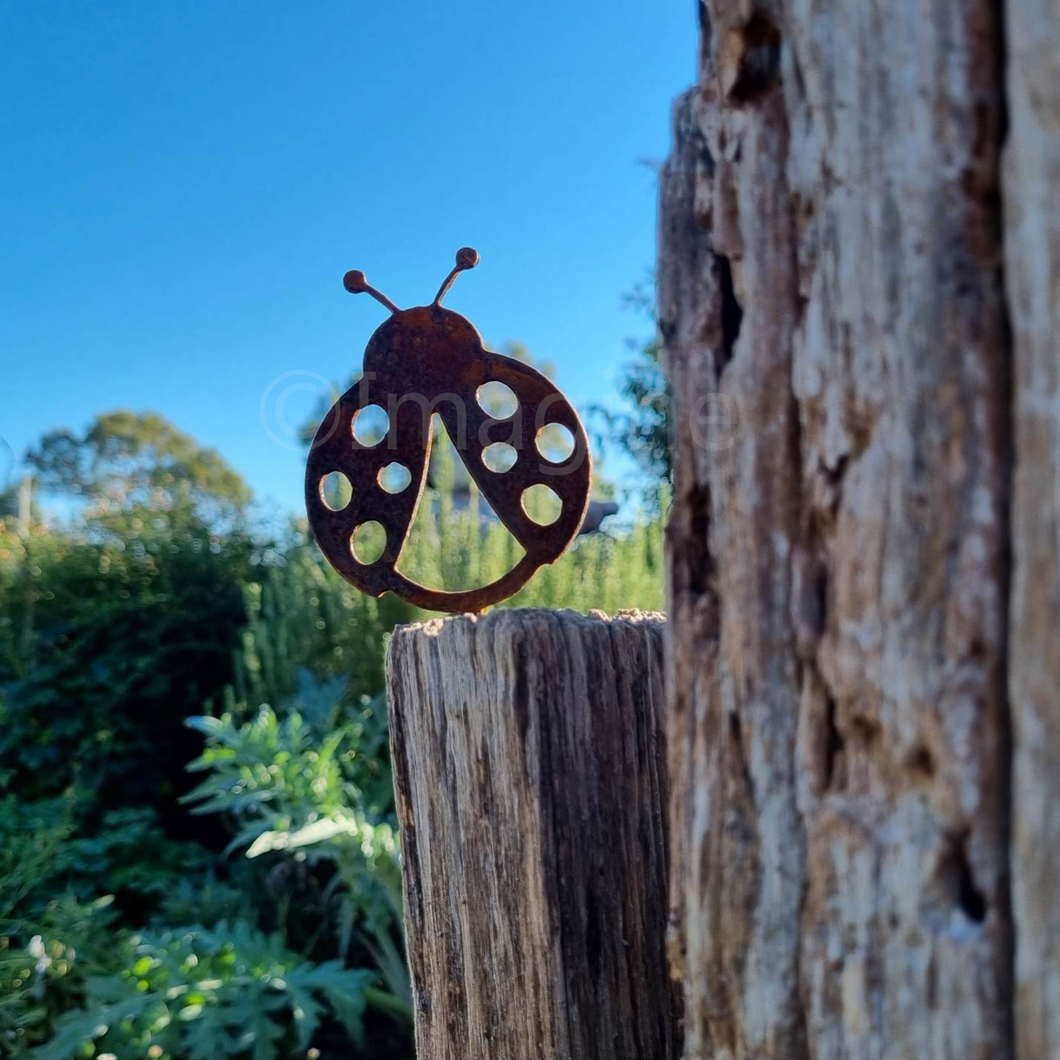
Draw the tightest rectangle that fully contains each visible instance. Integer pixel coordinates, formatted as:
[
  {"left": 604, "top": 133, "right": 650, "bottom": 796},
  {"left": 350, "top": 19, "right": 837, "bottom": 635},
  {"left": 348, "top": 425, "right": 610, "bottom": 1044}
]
[
  {"left": 1004, "top": 4, "right": 1060, "bottom": 1059},
  {"left": 386, "top": 608, "right": 678, "bottom": 1060},
  {"left": 660, "top": 2, "right": 1013, "bottom": 1058}
]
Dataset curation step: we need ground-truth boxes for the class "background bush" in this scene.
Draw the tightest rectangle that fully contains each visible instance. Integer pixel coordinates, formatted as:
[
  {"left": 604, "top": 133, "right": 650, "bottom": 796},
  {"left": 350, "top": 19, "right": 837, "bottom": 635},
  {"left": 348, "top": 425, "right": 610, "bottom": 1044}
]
[{"left": 0, "top": 410, "right": 664, "bottom": 1059}]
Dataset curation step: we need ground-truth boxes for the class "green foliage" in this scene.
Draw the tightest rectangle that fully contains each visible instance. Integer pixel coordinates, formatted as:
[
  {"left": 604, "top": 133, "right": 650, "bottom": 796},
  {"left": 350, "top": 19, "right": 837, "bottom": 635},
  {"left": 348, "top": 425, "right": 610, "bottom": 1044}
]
[
  {"left": 0, "top": 505, "right": 255, "bottom": 815},
  {"left": 229, "top": 536, "right": 413, "bottom": 718},
  {"left": 0, "top": 791, "right": 125, "bottom": 1054},
  {"left": 0, "top": 795, "right": 75, "bottom": 923},
  {"left": 0, "top": 792, "right": 208, "bottom": 919},
  {"left": 0, "top": 791, "right": 211, "bottom": 1057},
  {"left": 182, "top": 706, "right": 410, "bottom": 1023},
  {"left": 183, "top": 709, "right": 368, "bottom": 848},
  {"left": 1, "top": 894, "right": 120, "bottom": 1057},
  {"left": 34, "top": 922, "right": 373, "bottom": 1060}
]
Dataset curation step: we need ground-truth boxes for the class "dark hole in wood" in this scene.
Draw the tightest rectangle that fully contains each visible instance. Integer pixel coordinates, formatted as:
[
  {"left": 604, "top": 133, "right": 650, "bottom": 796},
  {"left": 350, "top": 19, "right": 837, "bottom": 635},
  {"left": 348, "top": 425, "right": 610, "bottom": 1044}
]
[
  {"left": 686, "top": 482, "right": 716, "bottom": 598},
  {"left": 729, "top": 710, "right": 754, "bottom": 796},
  {"left": 908, "top": 745, "right": 936, "bottom": 778},
  {"left": 728, "top": 12, "right": 782, "bottom": 104},
  {"left": 813, "top": 564, "right": 828, "bottom": 639},
  {"left": 941, "top": 833, "right": 988, "bottom": 923},
  {"left": 716, "top": 254, "right": 744, "bottom": 372},
  {"left": 955, "top": 843, "right": 988, "bottom": 922},
  {"left": 821, "top": 454, "right": 849, "bottom": 489}
]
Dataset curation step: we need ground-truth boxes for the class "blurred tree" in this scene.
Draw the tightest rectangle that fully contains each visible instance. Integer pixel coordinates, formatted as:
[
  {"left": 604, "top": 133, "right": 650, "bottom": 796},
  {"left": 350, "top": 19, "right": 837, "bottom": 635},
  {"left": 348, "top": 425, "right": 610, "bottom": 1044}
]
[
  {"left": 27, "top": 410, "right": 251, "bottom": 515},
  {"left": 1, "top": 412, "right": 257, "bottom": 853}
]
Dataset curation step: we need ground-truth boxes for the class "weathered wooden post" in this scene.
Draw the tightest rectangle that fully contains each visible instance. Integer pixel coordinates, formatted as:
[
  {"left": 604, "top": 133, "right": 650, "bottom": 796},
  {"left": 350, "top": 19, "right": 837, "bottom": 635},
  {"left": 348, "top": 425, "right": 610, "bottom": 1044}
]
[
  {"left": 386, "top": 607, "right": 679, "bottom": 1060},
  {"left": 658, "top": 1, "right": 1059, "bottom": 1058}
]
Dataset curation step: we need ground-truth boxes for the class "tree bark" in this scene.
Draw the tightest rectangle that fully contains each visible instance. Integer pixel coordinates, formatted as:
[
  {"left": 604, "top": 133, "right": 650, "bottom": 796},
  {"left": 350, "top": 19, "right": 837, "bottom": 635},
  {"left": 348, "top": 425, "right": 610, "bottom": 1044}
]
[
  {"left": 385, "top": 608, "right": 679, "bottom": 1060},
  {"left": 660, "top": 1, "right": 1018, "bottom": 1057},
  {"left": 1003, "top": 4, "right": 1060, "bottom": 1059}
]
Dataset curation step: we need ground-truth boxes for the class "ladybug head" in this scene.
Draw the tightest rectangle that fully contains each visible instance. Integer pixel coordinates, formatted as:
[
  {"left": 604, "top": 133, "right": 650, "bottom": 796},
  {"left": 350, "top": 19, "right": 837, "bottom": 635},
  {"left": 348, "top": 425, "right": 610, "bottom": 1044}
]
[{"left": 342, "top": 246, "right": 480, "bottom": 316}]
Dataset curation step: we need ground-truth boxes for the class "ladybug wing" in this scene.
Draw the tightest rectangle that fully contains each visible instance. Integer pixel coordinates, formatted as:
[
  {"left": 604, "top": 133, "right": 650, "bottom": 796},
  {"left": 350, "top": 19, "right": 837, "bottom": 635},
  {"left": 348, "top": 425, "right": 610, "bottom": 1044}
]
[
  {"left": 305, "top": 382, "right": 432, "bottom": 596},
  {"left": 432, "top": 350, "right": 592, "bottom": 565}
]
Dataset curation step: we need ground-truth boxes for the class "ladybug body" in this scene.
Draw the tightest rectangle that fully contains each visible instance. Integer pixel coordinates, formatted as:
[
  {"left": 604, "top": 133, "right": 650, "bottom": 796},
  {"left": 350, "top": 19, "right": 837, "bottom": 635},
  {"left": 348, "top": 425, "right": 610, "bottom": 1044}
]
[{"left": 305, "top": 249, "right": 592, "bottom": 613}]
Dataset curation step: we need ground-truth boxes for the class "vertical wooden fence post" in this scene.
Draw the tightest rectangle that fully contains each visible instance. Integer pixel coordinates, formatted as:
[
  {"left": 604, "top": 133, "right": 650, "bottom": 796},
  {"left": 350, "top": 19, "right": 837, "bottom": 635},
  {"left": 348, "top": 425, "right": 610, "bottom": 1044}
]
[
  {"left": 658, "top": 0, "right": 1038, "bottom": 1057},
  {"left": 385, "top": 607, "right": 679, "bottom": 1060}
]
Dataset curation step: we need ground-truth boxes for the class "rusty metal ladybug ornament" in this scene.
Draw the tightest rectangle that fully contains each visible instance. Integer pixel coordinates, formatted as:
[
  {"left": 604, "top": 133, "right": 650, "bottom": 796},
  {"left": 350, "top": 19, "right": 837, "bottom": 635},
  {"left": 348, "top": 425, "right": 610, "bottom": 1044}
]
[{"left": 304, "top": 248, "right": 592, "bottom": 613}]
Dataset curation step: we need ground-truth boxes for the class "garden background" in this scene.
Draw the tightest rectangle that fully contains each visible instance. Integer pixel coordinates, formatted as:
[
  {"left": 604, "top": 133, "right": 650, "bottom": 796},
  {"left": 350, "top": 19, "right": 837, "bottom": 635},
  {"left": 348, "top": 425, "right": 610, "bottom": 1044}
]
[
  {"left": 0, "top": 3, "right": 686, "bottom": 1053},
  {"left": 0, "top": 352, "right": 668, "bottom": 1059}
]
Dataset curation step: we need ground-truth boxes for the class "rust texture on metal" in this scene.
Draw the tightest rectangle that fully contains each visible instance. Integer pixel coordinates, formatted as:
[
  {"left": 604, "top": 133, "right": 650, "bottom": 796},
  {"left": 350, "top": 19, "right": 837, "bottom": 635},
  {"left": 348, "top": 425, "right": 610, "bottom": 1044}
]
[{"left": 304, "top": 248, "right": 592, "bottom": 613}]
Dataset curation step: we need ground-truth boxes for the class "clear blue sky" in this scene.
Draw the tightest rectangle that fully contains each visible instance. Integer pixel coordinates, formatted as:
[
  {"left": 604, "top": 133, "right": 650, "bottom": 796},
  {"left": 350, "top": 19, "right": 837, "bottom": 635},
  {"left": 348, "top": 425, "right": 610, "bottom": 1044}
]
[{"left": 1, "top": 1, "right": 692, "bottom": 517}]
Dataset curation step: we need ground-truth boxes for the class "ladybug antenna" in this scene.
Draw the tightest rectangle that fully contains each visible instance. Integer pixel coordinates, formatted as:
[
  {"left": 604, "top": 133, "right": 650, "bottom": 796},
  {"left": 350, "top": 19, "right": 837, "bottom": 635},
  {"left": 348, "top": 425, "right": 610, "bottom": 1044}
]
[
  {"left": 433, "top": 247, "right": 480, "bottom": 306},
  {"left": 343, "top": 270, "right": 401, "bottom": 314}
]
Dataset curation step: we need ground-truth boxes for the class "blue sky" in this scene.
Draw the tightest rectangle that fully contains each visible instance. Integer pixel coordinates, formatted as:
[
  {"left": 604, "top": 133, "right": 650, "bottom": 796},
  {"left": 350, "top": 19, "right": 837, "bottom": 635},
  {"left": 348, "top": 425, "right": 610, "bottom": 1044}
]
[{"left": 1, "top": 1, "right": 692, "bottom": 517}]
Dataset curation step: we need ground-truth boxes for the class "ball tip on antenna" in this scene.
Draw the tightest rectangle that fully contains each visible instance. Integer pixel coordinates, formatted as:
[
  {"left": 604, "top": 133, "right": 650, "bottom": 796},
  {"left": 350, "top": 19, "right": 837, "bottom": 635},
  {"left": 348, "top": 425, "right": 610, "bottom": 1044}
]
[
  {"left": 343, "top": 269, "right": 400, "bottom": 314},
  {"left": 434, "top": 246, "right": 481, "bottom": 305}
]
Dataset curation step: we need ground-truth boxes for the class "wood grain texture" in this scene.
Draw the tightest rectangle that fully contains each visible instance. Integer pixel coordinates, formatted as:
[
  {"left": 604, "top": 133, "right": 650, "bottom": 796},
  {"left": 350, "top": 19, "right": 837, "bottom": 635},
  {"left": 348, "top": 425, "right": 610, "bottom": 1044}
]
[
  {"left": 386, "top": 608, "right": 678, "bottom": 1060},
  {"left": 659, "top": 2, "right": 1011, "bottom": 1057},
  {"left": 1003, "top": 4, "right": 1060, "bottom": 1058}
]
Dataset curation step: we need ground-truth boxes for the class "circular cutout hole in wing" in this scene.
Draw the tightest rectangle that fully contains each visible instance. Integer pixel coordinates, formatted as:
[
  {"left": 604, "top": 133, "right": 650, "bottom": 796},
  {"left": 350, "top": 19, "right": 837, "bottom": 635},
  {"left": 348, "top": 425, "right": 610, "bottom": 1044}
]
[
  {"left": 319, "top": 471, "right": 352, "bottom": 511},
  {"left": 476, "top": 381, "right": 519, "bottom": 419},
  {"left": 535, "top": 423, "right": 576, "bottom": 463},
  {"left": 396, "top": 481, "right": 526, "bottom": 592},
  {"left": 482, "top": 442, "right": 518, "bottom": 474},
  {"left": 522, "top": 484, "right": 562, "bottom": 526},
  {"left": 351, "top": 521, "right": 387, "bottom": 564},
  {"left": 378, "top": 462, "right": 412, "bottom": 494},
  {"left": 353, "top": 404, "right": 390, "bottom": 446}
]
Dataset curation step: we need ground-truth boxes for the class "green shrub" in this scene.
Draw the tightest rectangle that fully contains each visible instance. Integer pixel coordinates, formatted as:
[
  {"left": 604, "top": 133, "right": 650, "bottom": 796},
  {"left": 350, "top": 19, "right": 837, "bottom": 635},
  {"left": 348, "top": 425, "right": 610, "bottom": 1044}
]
[
  {"left": 35, "top": 921, "right": 373, "bottom": 1060},
  {"left": 182, "top": 704, "right": 410, "bottom": 1026},
  {"left": 1, "top": 894, "right": 120, "bottom": 1057},
  {"left": 0, "top": 506, "right": 255, "bottom": 818}
]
